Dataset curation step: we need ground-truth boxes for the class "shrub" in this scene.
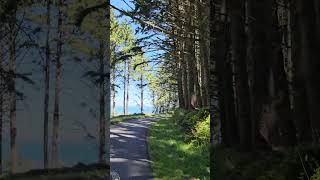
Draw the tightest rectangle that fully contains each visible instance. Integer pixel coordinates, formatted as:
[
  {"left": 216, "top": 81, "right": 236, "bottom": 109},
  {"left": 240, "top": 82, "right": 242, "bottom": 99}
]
[{"left": 193, "top": 114, "right": 210, "bottom": 146}]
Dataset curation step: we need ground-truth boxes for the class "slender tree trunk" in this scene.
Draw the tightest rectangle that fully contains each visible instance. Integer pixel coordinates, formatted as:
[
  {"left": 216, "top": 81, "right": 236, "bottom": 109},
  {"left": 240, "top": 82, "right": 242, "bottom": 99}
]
[
  {"left": 52, "top": 0, "right": 64, "bottom": 167},
  {"left": 111, "top": 69, "right": 116, "bottom": 117},
  {"left": 209, "top": 0, "right": 217, "bottom": 145},
  {"left": 98, "top": 41, "right": 106, "bottom": 163},
  {"left": 43, "top": 0, "right": 51, "bottom": 169},
  {"left": 186, "top": 0, "right": 196, "bottom": 109},
  {"left": 177, "top": 59, "right": 184, "bottom": 108},
  {"left": 9, "top": 13, "right": 17, "bottom": 173},
  {"left": 123, "top": 61, "right": 126, "bottom": 114},
  {"left": 0, "top": 31, "right": 3, "bottom": 174},
  {"left": 197, "top": 0, "right": 209, "bottom": 107},
  {"left": 230, "top": 0, "right": 252, "bottom": 150},
  {"left": 105, "top": 2, "right": 111, "bottom": 166},
  {"left": 126, "top": 62, "right": 129, "bottom": 114},
  {"left": 140, "top": 73, "right": 144, "bottom": 114}
]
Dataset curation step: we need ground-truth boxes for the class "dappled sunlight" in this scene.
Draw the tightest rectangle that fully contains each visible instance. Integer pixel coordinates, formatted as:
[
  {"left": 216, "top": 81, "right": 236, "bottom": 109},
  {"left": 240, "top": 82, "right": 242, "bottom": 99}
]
[{"left": 148, "top": 114, "right": 210, "bottom": 179}]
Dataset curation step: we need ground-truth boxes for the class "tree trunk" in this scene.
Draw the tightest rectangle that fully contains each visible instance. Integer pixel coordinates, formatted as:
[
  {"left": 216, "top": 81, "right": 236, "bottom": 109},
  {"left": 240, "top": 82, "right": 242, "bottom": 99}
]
[
  {"left": 290, "top": 1, "right": 312, "bottom": 142},
  {"left": 52, "top": 0, "right": 64, "bottom": 167},
  {"left": 98, "top": 41, "right": 106, "bottom": 163},
  {"left": 9, "top": 13, "right": 17, "bottom": 173},
  {"left": 247, "top": 0, "right": 273, "bottom": 148},
  {"left": 198, "top": 0, "right": 210, "bottom": 108},
  {"left": 0, "top": 31, "right": 3, "bottom": 174},
  {"left": 140, "top": 73, "right": 144, "bottom": 114},
  {"left": 230, "top": 0, "right": 252, "bottom": 150},
  {"left": 212, "top": 0, "right": 238, "bottom": 146},
  {"left": 123, "top": 61, "right": 126, "bottom": 114},
  {"left": 126, "top": 62, "right": 130, "bottom": 114},
  {"left": 295, "top": 0, "right": 320, "bottom": 142},
  {"left": 43, "top": 0, "right": 51, "bottom": 169},
  {"left": 111, "top": 69, "right": 116, "bottom": 117},
  {"left": 270, "top": 3, "right": 296, "bottom": 146},
  {"left": 105, "top": 2, "right": 111, "bottom": 165}
]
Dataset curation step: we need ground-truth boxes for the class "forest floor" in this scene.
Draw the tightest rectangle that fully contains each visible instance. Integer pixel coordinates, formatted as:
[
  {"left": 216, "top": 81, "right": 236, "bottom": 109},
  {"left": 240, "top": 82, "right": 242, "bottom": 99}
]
[
  {"left": 110, "top": 117, "right": 157, "bottom": 180},
  {"left": 148, "top": 114, "right": 210, "bottom": 179}
]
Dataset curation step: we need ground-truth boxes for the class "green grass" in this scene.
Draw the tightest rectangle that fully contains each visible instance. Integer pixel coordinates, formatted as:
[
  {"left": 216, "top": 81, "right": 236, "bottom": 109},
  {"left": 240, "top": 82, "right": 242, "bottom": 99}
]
[
  {"left": 148, "top": 114, "right": 210, "bottom": 180},
  {"left": 111, "top": 113, "right": 152, "bottom": 125}
]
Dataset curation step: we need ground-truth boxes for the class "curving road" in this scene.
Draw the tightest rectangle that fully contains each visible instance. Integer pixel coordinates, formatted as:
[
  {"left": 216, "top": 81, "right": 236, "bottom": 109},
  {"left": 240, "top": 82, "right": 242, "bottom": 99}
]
[{"left": 110, "top": 118, "right": 156, "bottom": 180}]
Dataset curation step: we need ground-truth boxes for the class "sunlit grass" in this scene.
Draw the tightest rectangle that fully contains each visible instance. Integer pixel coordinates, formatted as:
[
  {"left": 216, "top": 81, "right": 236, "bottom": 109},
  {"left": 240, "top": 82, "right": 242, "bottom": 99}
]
[{"left": 148, "top": 115, "right": 210, "bottom": 180}]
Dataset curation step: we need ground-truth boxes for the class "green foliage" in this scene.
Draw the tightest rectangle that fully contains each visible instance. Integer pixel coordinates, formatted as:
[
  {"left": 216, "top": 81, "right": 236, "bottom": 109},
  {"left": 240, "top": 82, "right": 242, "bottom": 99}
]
[
  {"left": 193, "top": 114, "right": 210, "bottom": 146},
  {"left": 311, "top": 167, "right": 320, "bottom": 180},
  {"left": 172, "top": 108, "right": 210, "bottom": 133}
]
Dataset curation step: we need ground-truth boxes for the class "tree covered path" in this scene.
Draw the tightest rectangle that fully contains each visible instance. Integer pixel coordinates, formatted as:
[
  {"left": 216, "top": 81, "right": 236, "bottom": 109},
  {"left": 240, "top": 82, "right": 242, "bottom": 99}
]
[{"left": 110, "top": 118, "right": 156, "bottom": 180}]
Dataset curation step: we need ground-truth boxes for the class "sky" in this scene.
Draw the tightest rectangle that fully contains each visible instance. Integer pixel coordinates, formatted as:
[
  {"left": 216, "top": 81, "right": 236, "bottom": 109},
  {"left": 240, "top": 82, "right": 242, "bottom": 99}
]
[{"left": 111, "top": 0, "right": 156, "bottom": 114}]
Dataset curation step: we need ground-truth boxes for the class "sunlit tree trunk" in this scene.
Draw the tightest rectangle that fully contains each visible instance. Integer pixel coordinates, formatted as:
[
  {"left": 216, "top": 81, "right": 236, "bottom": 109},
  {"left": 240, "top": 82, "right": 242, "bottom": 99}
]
[
  {"left": 123, "top": 61, "right": 127, "bottom": 114},
  {"left": 126, "top": 62, "right": 129, "bottom": 114},
  {"left": 140, "top": 73, "right": 144, "bottom": 114},
  {"left": 111, "top": 69, "right": 116, "bottom": 117}
]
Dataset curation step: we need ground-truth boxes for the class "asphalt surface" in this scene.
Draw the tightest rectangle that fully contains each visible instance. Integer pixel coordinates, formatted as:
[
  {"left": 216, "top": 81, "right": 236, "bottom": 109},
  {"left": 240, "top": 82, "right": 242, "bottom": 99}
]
[{"left": 110, "top": 118, "right": 156, "bottom": 180}]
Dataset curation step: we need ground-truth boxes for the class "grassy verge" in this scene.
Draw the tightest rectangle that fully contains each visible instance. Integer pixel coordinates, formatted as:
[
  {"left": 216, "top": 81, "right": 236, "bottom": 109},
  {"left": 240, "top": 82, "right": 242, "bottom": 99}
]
[
  {"left": 111, "top": 113, "right": 151, "bottom": 125},
  {"left": 148, "top": 113, "right": 210, "bottom": 180},
  {"left": 0, "top": 163, "right": 109, "bottom": 180}
]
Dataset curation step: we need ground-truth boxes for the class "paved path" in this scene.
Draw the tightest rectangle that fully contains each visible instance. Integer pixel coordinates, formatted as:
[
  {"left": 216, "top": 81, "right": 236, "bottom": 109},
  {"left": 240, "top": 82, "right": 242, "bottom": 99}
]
[{"left": 110, "top": 118, "right": 156, "bottom": 180}]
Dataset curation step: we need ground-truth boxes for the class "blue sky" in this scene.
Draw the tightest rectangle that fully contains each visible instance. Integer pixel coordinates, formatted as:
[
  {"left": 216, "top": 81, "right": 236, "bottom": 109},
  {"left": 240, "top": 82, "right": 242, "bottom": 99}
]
[{"left": 111, "top": 0, "right": 155, "bottom": 114}]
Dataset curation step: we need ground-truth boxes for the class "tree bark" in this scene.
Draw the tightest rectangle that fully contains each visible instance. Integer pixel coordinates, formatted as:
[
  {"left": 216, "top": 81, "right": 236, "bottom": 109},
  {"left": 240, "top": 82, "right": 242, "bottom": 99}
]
[
  {"left": 290, "top": 1, "right": 312, "bottom": 142},
  {"left": 43, "top": 0, "right": 51, "bottom": 169},
  {"left": 270, "top": 3, "right": 296, "bottom": 146},
  {"left": 9, "top": 13, "right": 17, "bottom": 173},
  {"left": 123, "top": 61, "right": 126, "bottom": 114},
  {"left": 98, "top": 41, "right": 106, "bottom": 163},
  {"left": 111, "top": 69, "right": 116, "bottom": 117},
  {"left": 0, "top": 30, "right": 3, "bottom": 175},
  {"left": 295, "top": 0, "right": 320, "bottom": 142},
  {"left": 52, "top": 0, "right": 64, "bottom": 167},
  {"left": 105, "top": 1, "right": 111, "bottom": 166},
  {"left": 140, "top": 73, "right": 144, "bottom": 114},
  {"left": 230, "top": 0, "right": 252, "bottom": 150},
  {"left": 247, "top": 0, "right": 273, "bottom": 148},
  {"left": 126, "top": 62, "right": 130, "bottom": 114}
]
